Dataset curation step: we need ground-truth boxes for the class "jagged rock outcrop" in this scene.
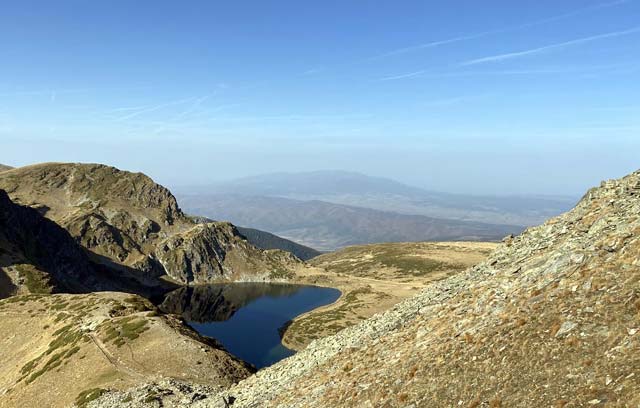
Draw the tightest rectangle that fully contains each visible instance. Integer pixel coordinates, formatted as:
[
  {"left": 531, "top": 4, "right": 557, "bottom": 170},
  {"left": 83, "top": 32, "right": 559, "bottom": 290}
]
[
  {"left": 92, "top": 169, "right": 640, "bottom": 407},
  {"left": 189, "top": 216, "right": 322, "bottom": 261},
  {"left": 157, "top": 222, "right": 299, "bottom": 282},
  {"left": 0, "top": 163, "right": 301, "bottom": 285}
]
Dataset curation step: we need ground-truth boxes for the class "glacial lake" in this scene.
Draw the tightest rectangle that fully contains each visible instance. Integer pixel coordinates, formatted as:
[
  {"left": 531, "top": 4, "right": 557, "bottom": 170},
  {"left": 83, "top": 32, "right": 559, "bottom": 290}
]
[{"left": 157, "top": 283, "right": 341, "bottom": 369}]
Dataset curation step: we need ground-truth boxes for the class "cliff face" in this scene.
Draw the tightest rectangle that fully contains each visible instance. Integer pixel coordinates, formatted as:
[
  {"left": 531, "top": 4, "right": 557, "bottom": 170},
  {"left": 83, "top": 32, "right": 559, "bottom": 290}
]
[
  {"left": 0, "top": 163, "right": 300, "bottom": 285},
  {"left": 92, "top": 169, "right": 640, "bottom": 407},
  {"left": 0, "top": 189, "right": 101, "bottom": 297},
  {"left": 157, "top": 222, "right": 299, "bottom": 283}
]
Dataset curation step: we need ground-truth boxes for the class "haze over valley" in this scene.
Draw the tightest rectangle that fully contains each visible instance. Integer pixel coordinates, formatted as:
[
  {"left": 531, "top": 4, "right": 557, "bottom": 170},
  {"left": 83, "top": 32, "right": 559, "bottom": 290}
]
[
  {"left": 176, "top": 171, "right": 573, "bottom": 251},
  {"left": 1, "top": 0, "right": 640, "bottom": 407}
]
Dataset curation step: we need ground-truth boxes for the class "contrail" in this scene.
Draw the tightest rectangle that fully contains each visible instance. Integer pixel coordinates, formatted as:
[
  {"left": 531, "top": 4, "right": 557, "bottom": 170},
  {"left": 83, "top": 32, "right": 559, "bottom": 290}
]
[
  {"left": 460, "top": 26, "right": 640, "bottom": 66},
  {"left": 369, "top": 0, "right": 633, "bottom": 60}
]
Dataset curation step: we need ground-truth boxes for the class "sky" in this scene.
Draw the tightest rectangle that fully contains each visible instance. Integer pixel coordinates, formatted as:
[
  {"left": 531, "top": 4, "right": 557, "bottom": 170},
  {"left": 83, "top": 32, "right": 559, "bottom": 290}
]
[{"left": 0, "top": 0, "right": 639, "bottom": 195}]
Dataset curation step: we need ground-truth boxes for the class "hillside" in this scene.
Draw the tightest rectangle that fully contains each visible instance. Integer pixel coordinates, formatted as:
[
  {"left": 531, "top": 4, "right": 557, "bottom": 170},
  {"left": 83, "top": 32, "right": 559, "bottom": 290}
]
[
  {"left": 0, "top": 189, "right": 125, "bottom": 299},
  {"left": 178, "top": 170, "right": 575, "bottom": 226},
  {"left": 95, "top": 168, "right": 640, "bottom": 406},
  {"left": 309, "top": 241, "right": 495, "bottom": 281},
  {"left": 0, "top": 292, "right": 252, "bottom": 408},
  {"left": 236, "top": 226, "right": 322, "bottom": 261},
  {"left": 0, "top": 163, "right": 300, "bottom": 285},
  {"left": 178, "top": 194, "right": 522, "bottom": 251},
  {"left": 190, "top": 215, "right": 321, "bottom": 261},
  {"left": 283, "top": 241, "right": 496, "bottom": 349},
  {"left": 221, "top": 169, "right": 640, "bottom": 407},
  {"left": 0, "top": 164, "right": 13, "bottom": 172}
]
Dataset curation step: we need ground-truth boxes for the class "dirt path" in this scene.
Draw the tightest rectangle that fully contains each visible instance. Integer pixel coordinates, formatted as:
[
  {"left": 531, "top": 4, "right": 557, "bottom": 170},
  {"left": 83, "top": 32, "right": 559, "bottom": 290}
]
[{"left": 87, "top": 333, "right": 151, "bottom": 382}]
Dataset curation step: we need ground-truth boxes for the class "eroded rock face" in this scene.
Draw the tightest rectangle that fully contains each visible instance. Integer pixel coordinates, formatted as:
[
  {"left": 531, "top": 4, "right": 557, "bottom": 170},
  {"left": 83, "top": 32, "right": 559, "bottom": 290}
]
[
  {"left": 157, "top": 222, "right": 300, "bottom": 284},
  {"left": 91, "top": 169, "right": 640, "bottom": 407},
  {"left": 0, "top": 163, "right": 301, "bottom": 286}
]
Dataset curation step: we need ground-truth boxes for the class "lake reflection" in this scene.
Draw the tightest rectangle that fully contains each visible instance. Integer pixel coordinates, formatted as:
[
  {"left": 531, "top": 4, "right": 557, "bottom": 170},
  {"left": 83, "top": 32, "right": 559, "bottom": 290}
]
[{"left": 158, "top": 283, "right": 340, "bottom": 368}]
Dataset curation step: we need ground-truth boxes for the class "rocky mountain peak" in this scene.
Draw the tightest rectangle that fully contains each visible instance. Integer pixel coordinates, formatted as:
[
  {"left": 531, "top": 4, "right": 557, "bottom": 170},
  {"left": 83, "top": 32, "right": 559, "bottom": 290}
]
[
  {"left": 0, "top": 162, "right": 183, "bottom": 225},
  {"left": 0, "top": 163, "right": 301, "bottom": 286}
]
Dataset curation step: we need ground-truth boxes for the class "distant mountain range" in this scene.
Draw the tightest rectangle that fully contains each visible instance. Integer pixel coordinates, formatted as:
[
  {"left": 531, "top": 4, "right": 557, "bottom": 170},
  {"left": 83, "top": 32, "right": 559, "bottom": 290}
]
[
  {"left": 176, "top": 171, "right": 574, "bottom": 251},
  {"left": 178, "top": 194, "right": 524, "bottom": 252}
]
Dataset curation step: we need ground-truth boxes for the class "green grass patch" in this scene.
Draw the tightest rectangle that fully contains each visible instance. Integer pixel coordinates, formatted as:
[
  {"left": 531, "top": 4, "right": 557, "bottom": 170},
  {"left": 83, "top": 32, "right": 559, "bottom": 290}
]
[
  {"left": 269, "top": 267, "right": 295, "bottom": 280},
  {"left": 75, "top": 388, "right": 107, "bottom": 408},
  {"left": 15, "top": 264, "right": 52, "bottom": 294},
  {"left": 100, "top": 316, "right": 149, "bottom": 347},
  {"left": 20, "top": 321, "right": 87, "bottom": 383}
]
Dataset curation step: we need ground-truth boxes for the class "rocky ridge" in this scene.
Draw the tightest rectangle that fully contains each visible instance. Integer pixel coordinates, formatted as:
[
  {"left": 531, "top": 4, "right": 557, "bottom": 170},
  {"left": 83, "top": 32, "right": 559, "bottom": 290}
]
[
  {"left": 92, "top": 169, "right": 640, "bottom": 407},
  {"left": 0, "top": 163, "right": 300, "bottom": 286}
]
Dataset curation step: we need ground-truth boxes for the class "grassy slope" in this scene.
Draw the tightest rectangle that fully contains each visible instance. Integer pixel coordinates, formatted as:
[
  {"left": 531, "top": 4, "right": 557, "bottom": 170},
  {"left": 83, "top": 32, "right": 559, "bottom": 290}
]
[
  {"left": 283, "top": 241, "right": 497, "bottom": 349},
  {"left": 0, "top": 292, "right": 252, "bottom": 408}
]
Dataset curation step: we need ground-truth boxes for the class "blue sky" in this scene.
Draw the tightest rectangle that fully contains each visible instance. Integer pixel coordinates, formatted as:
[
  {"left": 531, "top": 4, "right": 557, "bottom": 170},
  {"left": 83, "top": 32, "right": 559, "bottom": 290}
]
[{"left": 1, "top": 0, "right": 639, "bottom": 195}]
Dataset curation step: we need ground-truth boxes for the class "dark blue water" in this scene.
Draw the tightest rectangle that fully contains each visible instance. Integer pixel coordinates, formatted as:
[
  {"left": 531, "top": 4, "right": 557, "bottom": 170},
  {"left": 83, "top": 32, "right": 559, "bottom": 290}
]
[{"left": 158, "top": 283, "right": 340, "bottom": 369}]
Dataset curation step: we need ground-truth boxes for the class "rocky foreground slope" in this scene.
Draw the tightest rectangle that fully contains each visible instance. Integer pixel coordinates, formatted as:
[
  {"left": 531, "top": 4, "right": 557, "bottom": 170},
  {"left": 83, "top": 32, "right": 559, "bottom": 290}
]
[
  {"left": 0, "top": 292, "right": 253, "bottom": 408},
  {"left": 93, "top": 169, "right": 640, "bottom": 407},
  {"left": 0, "top": 163, "right": 299, "bottom": 287}
]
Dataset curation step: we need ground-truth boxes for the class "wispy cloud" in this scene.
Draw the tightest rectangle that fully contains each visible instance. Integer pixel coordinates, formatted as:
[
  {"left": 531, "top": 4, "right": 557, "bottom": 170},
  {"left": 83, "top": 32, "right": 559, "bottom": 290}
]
[
  {"left": 422, "top": 94, "right": 491, "bottom": 107},
  {"left": 369, "top": 0, "right": 632, "bottom": 60},
  {"left": 302, "top": 67, "right": 325, "bottom": 75},
  {"left": 378, "top": 70, "right": 427, "bottom": 81},
  {"left": 204, "top": 113, "right": 373, "bottom": 122},
  {"left": 370, "top": 34, "right": 489, "bottom": 60},
  {"left": 589, "top": 104, "right": 640, "bottom": 111},
  {"left": 150, "top": 94, "right": 213, "bottom": 134},
  {"left": 0, "top": 88, "right": 91, "bottom": 98},
  {"left": 111, "top": 97, "right": 199, "bottom": 122},
  {"left": 378, "top": 62, "right": 640, "bottom": 81},
  {"left": 460, "top": 26, "right": 640, "bottom": 66}
]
